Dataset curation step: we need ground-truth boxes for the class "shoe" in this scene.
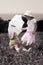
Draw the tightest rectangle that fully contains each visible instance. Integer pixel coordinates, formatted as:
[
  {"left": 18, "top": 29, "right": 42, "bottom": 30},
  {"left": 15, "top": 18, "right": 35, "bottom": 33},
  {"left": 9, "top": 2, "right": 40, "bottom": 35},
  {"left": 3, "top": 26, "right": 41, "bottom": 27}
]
[
  {"left": 27, "top": 48, "right": 31, "bottom": 52},
  {"left": 22, "top": 47, "right": 28, "bottom": 51},
  {"left": 22, "top": 47, "right": 31, "bottom": 52}
]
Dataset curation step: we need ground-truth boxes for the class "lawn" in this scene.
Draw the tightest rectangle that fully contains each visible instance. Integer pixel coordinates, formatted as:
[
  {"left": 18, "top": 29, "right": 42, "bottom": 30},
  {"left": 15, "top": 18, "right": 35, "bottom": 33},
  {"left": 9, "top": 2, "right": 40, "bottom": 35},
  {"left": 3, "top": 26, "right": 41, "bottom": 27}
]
[{"left": 0, "top": 32, "right": 43, "bottom": 65}]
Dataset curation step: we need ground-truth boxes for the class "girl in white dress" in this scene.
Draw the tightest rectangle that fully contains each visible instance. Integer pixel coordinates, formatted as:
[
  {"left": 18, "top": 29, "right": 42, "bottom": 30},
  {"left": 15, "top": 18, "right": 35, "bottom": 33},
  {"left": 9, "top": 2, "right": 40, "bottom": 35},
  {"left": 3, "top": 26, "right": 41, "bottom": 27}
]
[{"left": 21, "top": 11, "right": 36, "bottom": 51}]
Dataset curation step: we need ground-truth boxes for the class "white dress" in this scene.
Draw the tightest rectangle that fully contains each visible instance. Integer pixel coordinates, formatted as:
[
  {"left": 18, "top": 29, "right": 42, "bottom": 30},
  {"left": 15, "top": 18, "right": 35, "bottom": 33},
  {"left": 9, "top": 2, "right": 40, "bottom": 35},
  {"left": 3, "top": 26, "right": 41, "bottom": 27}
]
[{"left": 21, "top": 19, "right": 36, "bottom": 45}]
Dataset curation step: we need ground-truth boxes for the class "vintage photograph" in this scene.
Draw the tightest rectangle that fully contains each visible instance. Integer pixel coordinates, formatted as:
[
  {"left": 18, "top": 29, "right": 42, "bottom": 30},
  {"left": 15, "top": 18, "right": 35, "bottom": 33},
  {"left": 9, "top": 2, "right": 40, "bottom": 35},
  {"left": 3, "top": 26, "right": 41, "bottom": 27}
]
[{"left": 0, "top": 0, "right": 43, "bottom": 65}]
